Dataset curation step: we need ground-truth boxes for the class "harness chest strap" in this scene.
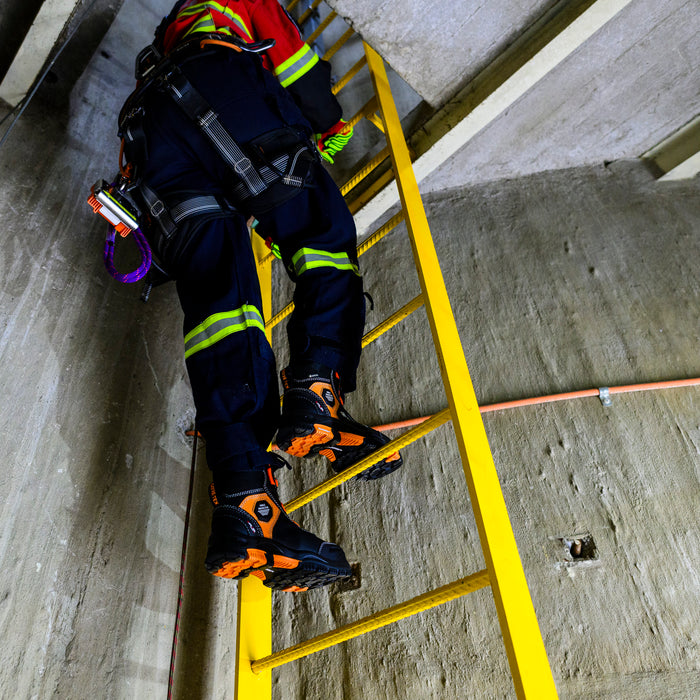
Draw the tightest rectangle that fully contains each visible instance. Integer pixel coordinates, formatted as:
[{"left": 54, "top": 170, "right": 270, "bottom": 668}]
[{"left": 161, "top": 64, "right": 268, "bottom": 197}]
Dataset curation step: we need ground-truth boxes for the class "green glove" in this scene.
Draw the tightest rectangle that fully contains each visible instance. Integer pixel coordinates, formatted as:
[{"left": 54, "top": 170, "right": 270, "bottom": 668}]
[{"left": 316, "top": 119, "right": 354, "bottom": 164}]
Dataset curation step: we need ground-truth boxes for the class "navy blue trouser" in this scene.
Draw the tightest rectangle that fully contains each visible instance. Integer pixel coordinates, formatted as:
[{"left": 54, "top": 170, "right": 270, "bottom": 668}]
[{"left": 138, "top": 48, "right": 364, "bottom": 472}]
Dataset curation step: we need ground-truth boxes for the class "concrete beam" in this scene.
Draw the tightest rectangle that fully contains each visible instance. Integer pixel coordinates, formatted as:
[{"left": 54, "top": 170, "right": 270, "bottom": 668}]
[
  {"left": 353, "top": 0, "right": 636, "bottom": 238},
  {"left": 0, "top": 0, "right": 82, "bottom": 107},
  {"left": 642, "top": 114, "right": 700, "bottom": 181}
]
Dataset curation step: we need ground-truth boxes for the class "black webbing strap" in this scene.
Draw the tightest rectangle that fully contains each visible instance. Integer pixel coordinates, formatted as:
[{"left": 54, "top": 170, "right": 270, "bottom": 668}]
[
  {"left": 140, "top": 184, "right": 236, "bottom": 237},
  {"left": 140, "top": 182, "right": 177, "bottom": 239},
  {"left": 170, "top": 194, "right": 233, "bottom": 223},
  {"left": 162, "top": 65, "right": 267, "bottom": 197}
]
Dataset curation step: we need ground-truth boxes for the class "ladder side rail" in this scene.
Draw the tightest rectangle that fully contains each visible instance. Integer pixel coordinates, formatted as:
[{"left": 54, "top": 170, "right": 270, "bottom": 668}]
[
  {"left": 234, "top": 235, "right": 275, "bottom": 699},
  {"left": 363, "top": 43, "right": 558, "bottom": 699}
]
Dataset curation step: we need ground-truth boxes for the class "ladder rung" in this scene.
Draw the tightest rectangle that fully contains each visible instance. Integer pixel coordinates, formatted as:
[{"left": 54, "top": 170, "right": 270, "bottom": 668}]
[
  {"left": 341, "top": 146, "right": 390, "bottom": 196},
  {"left": 251, "top": 569, "right": 490, "bottom": 673},
  {"left": 285, "top": 407, "right": 451, "bottom": 512},
  {"left": 307, "top": 10, "right": 337, "bottom": 44},
  {"left": 298, "top": 0, "right": 324, "bottom": 26},
  {"left": 365, "top": 110, "right": 385, "bottom": 133},
  {"left": 266, "top": 300, "right": 293, "bottom": 330},
  {"left": 348, "top": 169, "right": 395, "bottom": 214},
  {"left": 274, "top": 295, "right": 423, "bottom": 409},
  {"left": 362, "top": 294, "right": 423, "bottom": 348},
  {"left": 260, "top": 250, "right": 276, "bottom": 266},
  {"left": 323, "top": 27, "right": 355, "bottom": 62},
  {"left": 332, "top": 55, "right": 367, "bottom": 95},
  {"left": 286, "top": 0, "right": 302, "bottom": 12},
  {"left": 347, "top": 97, "right": 378, "bottom": 130},
  {"left": 356, "top": 211, "right": 405, "bottom": 256}
]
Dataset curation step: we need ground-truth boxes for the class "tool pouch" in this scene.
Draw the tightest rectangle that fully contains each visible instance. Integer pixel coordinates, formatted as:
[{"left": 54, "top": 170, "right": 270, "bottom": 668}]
[{"left": 228, "top": 127, "right": 318, "bottom": 216}]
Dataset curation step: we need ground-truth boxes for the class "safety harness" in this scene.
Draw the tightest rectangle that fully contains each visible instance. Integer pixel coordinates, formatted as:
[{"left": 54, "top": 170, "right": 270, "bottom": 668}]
[
  {"left": 89, "top": 31, "right": 318, "bottom": 292},
  {"left": 121, "top": 34, "right": 318, "bottom": 208}
]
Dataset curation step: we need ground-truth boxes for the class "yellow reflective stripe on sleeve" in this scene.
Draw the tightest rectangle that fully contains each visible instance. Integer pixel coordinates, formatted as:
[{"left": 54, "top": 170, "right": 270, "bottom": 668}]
[
  {"left": 184, "top": 305, "right": 265, "bottom": 359},
  {"left": 221, "top": 10, "right": 253, "bottom": 40},
  {"left": 274, "top": 44, "right": 319, "bottom": 87},
  {"left": 291, "top": 247, "right": 360, "bottom": 276},
  {"left": 176, "top": 2, "right": 253, "bottom": 41},
  {"left": 183, "top": 15, "right": 218, "bottom": 37}
]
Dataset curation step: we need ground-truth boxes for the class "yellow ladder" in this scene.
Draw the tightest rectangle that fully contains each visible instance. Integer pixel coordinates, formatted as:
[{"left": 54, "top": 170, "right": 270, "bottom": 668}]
[{"left": 236, "top": 5, "right": 558, "bottom": 697}]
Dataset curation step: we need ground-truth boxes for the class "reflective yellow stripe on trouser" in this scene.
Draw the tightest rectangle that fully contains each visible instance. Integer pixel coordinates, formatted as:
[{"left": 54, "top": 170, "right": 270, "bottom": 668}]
[
  {"left": 291, "top": 247, "right": 360, "bottom": 276},
  {"left": 275, "top": 44, "right": 319, "bottom": 87},
  {"left": 184, "top": 305, "right": 265, "bottom": 360}
]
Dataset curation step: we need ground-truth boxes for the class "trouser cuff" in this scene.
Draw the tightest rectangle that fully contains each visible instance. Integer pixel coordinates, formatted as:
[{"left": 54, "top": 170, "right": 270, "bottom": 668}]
[{"left": 204, "top": 421, "right": 271, "bottom": 472}]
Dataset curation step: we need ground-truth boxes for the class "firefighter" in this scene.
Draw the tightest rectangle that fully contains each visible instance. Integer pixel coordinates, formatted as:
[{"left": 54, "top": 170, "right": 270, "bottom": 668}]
[{"left": 120, "top": 0, "right": 402, "bottom": 591}]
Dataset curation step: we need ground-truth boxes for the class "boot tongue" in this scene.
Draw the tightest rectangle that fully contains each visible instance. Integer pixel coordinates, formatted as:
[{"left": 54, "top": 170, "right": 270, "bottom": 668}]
[
  {"left": 265, "top": 453, "right": 292, "bottom": 488},
  {"left": 269, "top": 452, "right": 292, "bottom": 472}
]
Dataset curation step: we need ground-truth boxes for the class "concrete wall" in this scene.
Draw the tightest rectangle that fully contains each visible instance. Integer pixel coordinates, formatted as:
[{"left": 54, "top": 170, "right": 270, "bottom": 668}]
[
  {"left": 269, "top": 160, "right": 700, "bottom": 699},
  {"left": 0, "top": 0, "right": 698, "bottom": 697},
  {"left": 0, "top": 0, "right": 44, "bottom": 82},
  {"left": 0, "top": 0, "right": 128, "bottom": 108},
  {"left": 0, "top": 0, "right": 193, "bottom": 696}
]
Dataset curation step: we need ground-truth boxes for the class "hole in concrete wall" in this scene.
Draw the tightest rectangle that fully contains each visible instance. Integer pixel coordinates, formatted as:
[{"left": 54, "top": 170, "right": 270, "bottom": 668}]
[
  {"left": 333, "top": 562, "right": 361, "bottom": 592},
  {"left": 562, "top": 534, "right": 597, "bottom": 562}
]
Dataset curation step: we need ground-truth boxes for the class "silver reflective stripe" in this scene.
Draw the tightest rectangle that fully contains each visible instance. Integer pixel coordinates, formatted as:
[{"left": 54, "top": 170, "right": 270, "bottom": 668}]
[
  {"left": 275, "top": 45, "right": 319, "bottom": 87},
  {"left": 171, "top": 195, "right": 223, "bottom": 223},
  {"left": 184, "top": 305, "right": 265, "bottom": 359},
  {"left": 197, "top": 110, "right": 267, "bottom": 196}
]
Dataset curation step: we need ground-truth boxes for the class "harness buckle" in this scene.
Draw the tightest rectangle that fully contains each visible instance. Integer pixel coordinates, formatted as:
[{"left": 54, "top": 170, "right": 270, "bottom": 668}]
[
  {"left": 234, "top": 157, "right": 254, "bottom": 176},
  {"left": 135, "top": 44, "right": 163, "bottom": 81}
]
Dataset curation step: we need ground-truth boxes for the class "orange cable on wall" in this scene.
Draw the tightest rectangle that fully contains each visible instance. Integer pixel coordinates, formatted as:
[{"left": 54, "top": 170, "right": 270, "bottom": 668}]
[{"left": 370, "top": 377, "right": 700, "bottom": 433}]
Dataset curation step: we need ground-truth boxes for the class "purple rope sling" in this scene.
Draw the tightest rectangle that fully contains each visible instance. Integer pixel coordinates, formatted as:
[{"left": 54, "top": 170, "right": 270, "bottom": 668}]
[{"left": 103, "top": 226, "right": 152, "bottom": 283}]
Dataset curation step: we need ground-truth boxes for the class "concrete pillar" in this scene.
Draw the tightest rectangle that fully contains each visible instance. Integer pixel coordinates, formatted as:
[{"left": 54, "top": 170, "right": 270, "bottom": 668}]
[{"left": 0, "top": 0, "right": 83, "bottom": 106}]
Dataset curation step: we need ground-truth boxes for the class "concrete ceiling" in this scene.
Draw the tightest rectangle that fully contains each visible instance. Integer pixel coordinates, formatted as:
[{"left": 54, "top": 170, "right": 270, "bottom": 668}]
[
  {"left": 326, "top": 0, "right": 700, "bottom": 234},
  {"left": 329, "top": 0, "right": 563, "bottom": 107}
]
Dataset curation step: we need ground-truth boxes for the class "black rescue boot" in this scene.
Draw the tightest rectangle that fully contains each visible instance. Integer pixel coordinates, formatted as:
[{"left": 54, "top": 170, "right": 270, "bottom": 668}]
[
  {"left": 276, "top": 364, "right": 403, "bottom": 481},
  {"left": 205, "top": 455, "right": 351, "bottom": 591}
]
